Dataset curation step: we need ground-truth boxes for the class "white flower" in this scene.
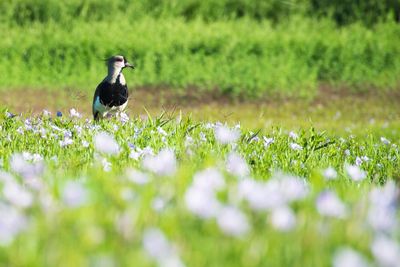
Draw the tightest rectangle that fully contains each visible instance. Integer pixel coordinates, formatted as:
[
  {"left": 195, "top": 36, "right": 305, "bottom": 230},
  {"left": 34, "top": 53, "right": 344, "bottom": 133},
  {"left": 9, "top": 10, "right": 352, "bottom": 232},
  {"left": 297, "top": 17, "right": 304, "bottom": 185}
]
[
  {"left": 214, "top": 125, "right": 240, "bottom": 144},
  {"left": 69, "top": 108, "right": 81, "bottom": 118},
  {"left": 316, "top": 191, "right": 348, "bottom": 219},
  {"left": 263, "top": 137, "right": 274, "bottom": 148},
  {"left": 270, "top": 206, "right": 297, "bottom": 232},
  {"left": 59, "top": 137, "right": 73, "bottom": 147},
  {"left": 101, "top": 158, "right": 112, "bottom": 172},
  {"left": 323, "top": 167, "right": 338, "bottom": 180},
  {"left": 142, "top": 228, "right": 185, "bottom": 267},
  {"left": 159, "top": 256, "right": 185, "bottom": 267},
  {"left": 345, "top": 165, "right": 366, "bottom": 182},
  {"left": 157, "top": 127, "right": 168, "bottom": 136},
  {"left": 355, "top": 157, "right": 363, "bottom": 166},
  {"left": 238, "top": 179, "right": 284, "bottom": 211},
  {"left": 143, "top": 228, "right": 171, "bottom": 260},
  {"left": 226, "top": 152, "right": 250, "bottom": 178},
  {"left": 380, "top": 137, "right": 390, "bottom": 145},
  {"left": 290, "top": 143, "right": 303, "bottom": 151},
  {"left": 289, "top": 131, "right": 299, "bottom": 140},
  {"left": 94, "top": 132, "right": 120, "bottom": 155},
  {"left": 3, "top": 182, "right": 33, "bottom": 208},
  {"left": 367, "top": 181, "right": 399, "bottom": 233},
  {"left": 185, "top": 186, "right": 221, "bottom": 219},
  {"left": 142, "top": 149, "right": 177, "bottom": 176},
  {"left": 62, "top": 181, "right": 88, "bottom": 208},
  {"left": 152, "top": 197, "right": 166, "bottom": 212},
  {"left": 216, "top": 206, "right": 250, "bottom": 237},
  {"left": 371, "top": 235, "right": 400, "bottom": 267},
  {"left": 274, "top": 173, "right": 308, "bottom": 202},
  {"left": 42, "top": 109, "right": 51, "bottom": 117},
  {"left": 192, "top": 168, "right": 225, "bottom": 192},
  {"left": 129, "top": 149, "right": 141, "bottom": 160},
  {"left": 10, "top": 153, "right": 44, "bottom": 179},
  {"left": 82, "top": 140, "right": 90, "bottom": 148},
  {"left": 333, "top": 248, "right": 370, "bottom": 267},
  {"left": 126, "top": 168, "right": 149, "bottom": 185},
  {"left": 119, "top": 112, "right": 129, "bottom": 123},
  {"left": 0, "top": 204, "right": 28, "bottom": 245}
]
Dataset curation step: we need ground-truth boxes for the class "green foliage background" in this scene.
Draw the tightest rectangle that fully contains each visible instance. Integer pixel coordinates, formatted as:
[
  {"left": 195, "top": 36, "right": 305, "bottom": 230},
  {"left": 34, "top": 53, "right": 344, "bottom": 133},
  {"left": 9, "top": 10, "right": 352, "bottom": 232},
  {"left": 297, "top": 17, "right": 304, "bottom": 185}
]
[{"left": 0, "top": 0, "right": 399, "bottom": 97}]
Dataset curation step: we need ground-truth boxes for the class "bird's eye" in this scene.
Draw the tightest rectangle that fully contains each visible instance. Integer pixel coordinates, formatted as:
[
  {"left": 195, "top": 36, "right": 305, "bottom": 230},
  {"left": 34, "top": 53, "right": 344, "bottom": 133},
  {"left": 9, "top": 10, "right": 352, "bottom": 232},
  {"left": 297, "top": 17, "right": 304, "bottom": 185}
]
[{"left": 115, "top": 58, "right": 123, "bottom": 62}]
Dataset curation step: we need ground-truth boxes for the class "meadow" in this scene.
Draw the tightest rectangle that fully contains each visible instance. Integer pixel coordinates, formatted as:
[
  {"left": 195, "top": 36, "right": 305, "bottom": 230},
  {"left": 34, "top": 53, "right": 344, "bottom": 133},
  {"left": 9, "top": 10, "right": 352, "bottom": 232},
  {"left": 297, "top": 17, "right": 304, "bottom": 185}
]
[
  {"left": 0, "top": 108, "right": 399, "bottom": 266},
  {"left": 0, "top": 0, "right": 399, "bottom": 98},
  {"left": 0, "top": 1, "right": 399, "bottom": 266}
]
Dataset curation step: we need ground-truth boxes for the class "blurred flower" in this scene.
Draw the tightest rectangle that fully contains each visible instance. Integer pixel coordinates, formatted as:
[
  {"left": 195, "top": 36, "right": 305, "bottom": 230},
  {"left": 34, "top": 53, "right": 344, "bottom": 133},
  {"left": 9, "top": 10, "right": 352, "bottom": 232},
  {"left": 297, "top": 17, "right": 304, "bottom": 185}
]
[
  {"left": 226, "top": 152, "right": 249, "bottom": 178},
  {"left": 6, "top": 111, "right": 15, "bottom": 118},
  {"left": 152, "top": 197, "right": 167, "bottom": 212},
  {"left": 263, "top": 137, "right": 274, "bottom": 148},
  {"left": 59, "top": 137, "right": 73, "bottom": 147},
  {"left": 142, "top": 228, "right": 185, "bottom": 267},
  {"left": 270, "top": 206, "right": 297, "bottom": 232},
  {"left": 274, "top": 172, "right": 309, "bottom": 202},
  {"left": 69, "top": 108, "right": 81, "bottom": 118},
  {"left": 102, "top": 158, "right": 112, "bottom": 172},
  {"left": 199, "top": 132, "right": 207, "bottom": 142},
  {"left": 345, "top": 165, "right": 366, "bottom": 182},
  {"left": 56, "top": 111, "right": 62, "bottom": 117},
  {"left": 238, "top": 174, "right": 307, "bottom": 212},
  {"left": 217, "top": 206, "right": 250, "bottom": 237},
  {"left": 157, "top": 127, "right": 167, "bottom": 136},
  {"left": 62, "top": 181, "right": 88, "bottom": 208},
  {"left": 119, "top": 112, "right": 129, "bottom": 123},
  {"left": 126, "top": 168, "right": 150, "bottom": 185},
  {"left": 142, "top": 149, "right": 176, "bottom": 176},
  {"left": 10, "top": 153, "right": 45, "bottom": 179},
  {"left": 367, "top": 181, "right": 399, "bottom": 233},
  {"left": 185, "top": 186, "right": 221, "bottom": 219},
  {"left": 290, "top": 143, "right": 303, "bottom": 151},
  {"left": 129, "top": 150, "right": 141, "bottom": 160},
  {"left": 42, "top": 109, "right": 51, "bottom": 117},
  {"left": 0, "top": 203, "right": 28, "bottom": 245},
  {"left": 214, "top": 125, "right": 240, "bottom": 144},
  {"left": 3, "top": 181, "right": 33, "bottom": 208},
  {"left": 380, "top": 137, "right": 390, "bottom": 145},
  {"left": 192, "top": 168, "right": 225, "bottom": 192},
  {"left": 289, "top": 131, "right": 299, "bottom": 140},
  {"left": 94, "top": 132, "right": 120, "bottom": 155},
  {"left": 323, "top": 167, "right": 338, "bottom": 180},
  {"left": 371, "top": 235, "right": 400, "bottom": 267},
  {"left": 316, "top": 190, "right": 347, "bottom": 219},
  {"left": 333, "top": 248, "right": 370, "bottom": 267},
  {"left": 82, "top": 140, "right": 90, "bottom": 148}
]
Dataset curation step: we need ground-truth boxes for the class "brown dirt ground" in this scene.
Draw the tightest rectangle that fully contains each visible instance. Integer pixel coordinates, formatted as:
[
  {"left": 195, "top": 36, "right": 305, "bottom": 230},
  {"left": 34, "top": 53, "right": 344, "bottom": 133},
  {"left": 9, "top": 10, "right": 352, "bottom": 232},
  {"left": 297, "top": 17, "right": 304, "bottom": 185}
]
[{"left": 1, "top": 86, "right": 399, "bottom": 131}]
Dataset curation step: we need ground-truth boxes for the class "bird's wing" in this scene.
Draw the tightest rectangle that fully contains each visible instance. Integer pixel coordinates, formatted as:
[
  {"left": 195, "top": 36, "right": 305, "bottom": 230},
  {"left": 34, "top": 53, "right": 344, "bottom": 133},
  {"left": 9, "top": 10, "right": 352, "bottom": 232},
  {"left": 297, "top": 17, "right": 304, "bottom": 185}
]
[{"left": 92, "top": 82, "right": 107, "bottom": 117}]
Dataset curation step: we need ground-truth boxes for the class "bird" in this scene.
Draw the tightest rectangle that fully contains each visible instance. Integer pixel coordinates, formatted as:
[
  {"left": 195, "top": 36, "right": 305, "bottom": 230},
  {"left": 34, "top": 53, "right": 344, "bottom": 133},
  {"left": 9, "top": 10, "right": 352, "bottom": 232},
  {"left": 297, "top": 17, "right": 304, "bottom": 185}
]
[{"left": 92, "top": 55, "right": 134, "bottom": 120}]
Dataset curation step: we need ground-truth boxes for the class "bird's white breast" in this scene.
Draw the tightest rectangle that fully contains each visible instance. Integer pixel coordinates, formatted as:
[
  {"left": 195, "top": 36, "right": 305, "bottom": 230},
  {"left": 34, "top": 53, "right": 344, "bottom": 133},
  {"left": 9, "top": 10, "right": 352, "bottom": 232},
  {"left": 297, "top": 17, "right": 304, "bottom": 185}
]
[{"left": 94, "top": 96, "right": 128, "bottom": 118}]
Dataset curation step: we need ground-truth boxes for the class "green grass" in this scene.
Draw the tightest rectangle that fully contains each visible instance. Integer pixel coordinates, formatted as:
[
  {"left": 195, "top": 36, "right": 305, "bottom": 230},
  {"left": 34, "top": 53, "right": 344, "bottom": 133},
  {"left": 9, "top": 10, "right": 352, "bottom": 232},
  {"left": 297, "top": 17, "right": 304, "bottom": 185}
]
[
  {"left": 0, "top": 109, "right": 398, "bottom": 266},
  {"left": 0, "top": 17, "right": 399, "bottom": 98}
]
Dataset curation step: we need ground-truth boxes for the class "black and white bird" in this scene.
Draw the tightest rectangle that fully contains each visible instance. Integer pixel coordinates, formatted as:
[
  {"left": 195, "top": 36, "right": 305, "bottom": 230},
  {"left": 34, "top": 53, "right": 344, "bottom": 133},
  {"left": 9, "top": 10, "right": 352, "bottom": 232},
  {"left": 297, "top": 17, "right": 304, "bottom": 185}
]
[{"left": 92, "top": 55, "right": 134, "bottom": 120}]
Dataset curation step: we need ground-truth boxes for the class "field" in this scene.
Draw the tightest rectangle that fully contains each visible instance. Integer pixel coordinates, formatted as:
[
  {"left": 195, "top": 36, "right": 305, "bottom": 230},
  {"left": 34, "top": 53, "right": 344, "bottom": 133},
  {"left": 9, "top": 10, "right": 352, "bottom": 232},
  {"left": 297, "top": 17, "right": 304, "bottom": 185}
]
[
  {"left": 1, "top": 1, "right": 400, "bottom": 98},
  {"left": 1, "top": 1, "right": 400, "bottom": 266},
  {"left": 0, "top": 95, "right": 399, "bottom": 266}
]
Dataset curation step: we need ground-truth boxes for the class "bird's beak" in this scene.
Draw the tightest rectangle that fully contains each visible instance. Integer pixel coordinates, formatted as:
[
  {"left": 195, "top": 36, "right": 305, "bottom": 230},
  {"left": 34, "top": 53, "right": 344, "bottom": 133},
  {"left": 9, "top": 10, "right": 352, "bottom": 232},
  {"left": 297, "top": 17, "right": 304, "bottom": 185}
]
[{"left": 125, "top": 62, "right": 135, "bottom": 69}]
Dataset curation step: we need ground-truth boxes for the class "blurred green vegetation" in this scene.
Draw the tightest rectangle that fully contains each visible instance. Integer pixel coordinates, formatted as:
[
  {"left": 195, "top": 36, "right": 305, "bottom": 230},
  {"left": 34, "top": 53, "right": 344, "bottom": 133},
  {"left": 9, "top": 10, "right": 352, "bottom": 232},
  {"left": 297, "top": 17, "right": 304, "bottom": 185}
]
[
  {"left": 0, "top": 0, "right": 399, "bottom": 98},
  {"left": 1, "top": 0, "right": 398, "bottom": 25}
]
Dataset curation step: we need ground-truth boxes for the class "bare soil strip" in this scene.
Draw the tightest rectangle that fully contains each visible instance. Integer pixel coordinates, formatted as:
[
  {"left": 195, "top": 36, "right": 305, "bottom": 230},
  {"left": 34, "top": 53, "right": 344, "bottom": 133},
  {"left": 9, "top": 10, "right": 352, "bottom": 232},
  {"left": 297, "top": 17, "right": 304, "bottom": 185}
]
[{"left": 2, "top": 87, "right": 399, "bottom": 131}]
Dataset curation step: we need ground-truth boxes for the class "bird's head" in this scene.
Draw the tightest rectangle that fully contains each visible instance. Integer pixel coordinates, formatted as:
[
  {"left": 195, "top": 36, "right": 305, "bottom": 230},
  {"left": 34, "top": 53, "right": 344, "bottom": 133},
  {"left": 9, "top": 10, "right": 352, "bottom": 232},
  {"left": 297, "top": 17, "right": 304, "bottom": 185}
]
[{"left": 106, "top": 55, "right": 135, "bottom": 72}]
